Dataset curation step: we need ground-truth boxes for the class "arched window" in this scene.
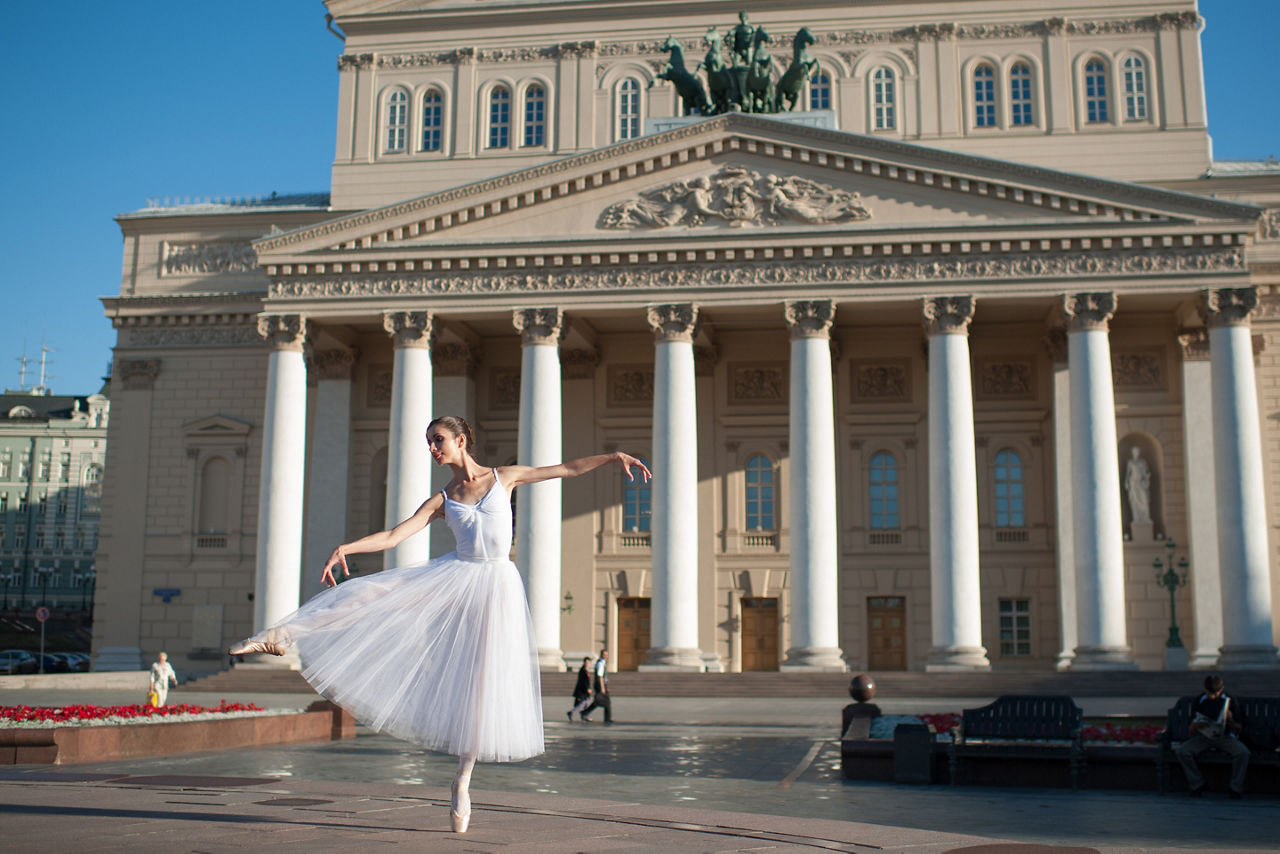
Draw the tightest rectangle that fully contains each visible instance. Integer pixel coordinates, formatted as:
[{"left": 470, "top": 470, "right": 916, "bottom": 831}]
[
  {"left": 385, "top": 88, "right": 408, "bottom": 152},
  {"left": 744, "top": 455, "right": 775, "bottom": 531},
  {"left": 973, "top": 64, "right": 996, "bottom": 127},
  {"left": 993, "top": 450, "right": 1025, "bottom": 528},
  {"left": 197, "top": 457, "right": 230, "bottom": 533},
  {"left": 1085, "top": 59, "right": 1109, "bottom": 123},
  {"left": 809, "top": 72, "right": 831, "bottom": 111},
  {"left": 617, "top": 77, "right": 642, "bottom": 140},
  {"left": 869, "top": 452, "right": 899, "bottom": 529},
  {"left": 871, "top": 67, "right": 896, "bottom": 130},
  {"left": 523, "top": 84, "right": 546, "bottom": 147},
  {"left": 1009, "top": 62, "right": 1034, "bottom": 126},
  {"left": 487, "top": 86, "right": 511, "bottom": 149},
  {"left": 1123, "top": 56, "right": 1148, "bottom": 120},
  {"left": 81, "top": 464, "right": 103, "bottom": 516},
  {"left": 622, "top": 457, "right": 651, "bottom": 532},
  {"left": 421, "top": 89, "right": 443, "bottom": 151}
]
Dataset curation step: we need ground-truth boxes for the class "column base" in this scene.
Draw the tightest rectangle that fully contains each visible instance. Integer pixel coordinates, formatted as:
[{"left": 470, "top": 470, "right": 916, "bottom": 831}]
[
  {"left": 925, "top": 645, "right": 991, "bottom": 672},
  {"left": 1189, "top": 648, "right": 1222, "bottom": 669},
  {"left": 91, "top": 646, "right": 144, "bottom": 672},
  {"left": 781, "top": 646, "right": 848, "bottom": 671},
  {"left": 638, "top": 646, "right": 705, "bottom": 671},
  {"left": 537, "top": 648, "right": 567, "bottom": 672},
  {"left": 1055, "top": 650, "right": 1076, "bottom": 672},
  {"left": 1163, "top": 645, "right": 1189, "bottom": 671},
  {"left": 1217, "top": 644, "right": 1280, "bottom": 669},
  {"left": 700, "top": 652, "right": 726, "bottom": 673},
  {"left": 1068, "top": 645, "right": 1138, "bottom": 671}
]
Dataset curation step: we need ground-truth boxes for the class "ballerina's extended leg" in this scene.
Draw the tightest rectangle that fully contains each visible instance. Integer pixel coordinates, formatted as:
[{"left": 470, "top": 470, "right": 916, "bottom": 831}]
[{"left": 451, "top": 754, "right": 475, "bottom": 833}]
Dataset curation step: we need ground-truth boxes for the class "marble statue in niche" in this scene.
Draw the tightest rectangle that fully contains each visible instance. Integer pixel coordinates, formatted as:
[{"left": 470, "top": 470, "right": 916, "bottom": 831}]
[{"left": 1125, "top": 446, "right": 1152, "bottom": 525}]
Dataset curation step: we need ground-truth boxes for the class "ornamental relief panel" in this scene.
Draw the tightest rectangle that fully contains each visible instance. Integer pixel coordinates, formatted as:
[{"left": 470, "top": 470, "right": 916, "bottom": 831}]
[
  {"left": 607, "top": 366, "right": 654, "bottom": 407},
  {"left": 490, "top": 369, "right": 521, "bottom": 410},
  {"left": 600, "top": 164, "right": 871, "bottom": 229},
  {"left": 975, "top": 358, "right": 1035, "bottom": 400},
  {"left": 1111, "top": 348, "right": 1166, "bottom": 390},
  {"left": 269, "top": 247, "right": 1244, "bottom": 300},
  {"left": 851, "top": 359, "right": 911, "bottom": 403},
  {"left": 366, "top": 364, "right": 393, "bottom": 407},
  {"left": 162, "top": 241, "right": 258, "bottom": 276},
  {"left": 729, "top": 364, "right": 786, "bottom": 405}
]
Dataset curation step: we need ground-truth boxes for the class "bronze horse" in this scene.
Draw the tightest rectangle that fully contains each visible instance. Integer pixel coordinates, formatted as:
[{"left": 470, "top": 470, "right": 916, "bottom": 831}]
[
  {"left": 653, "top": 35, "right": 710, "bottom": 115},
  {"left": 777, "top": 27, "right": 820, "bottom": 112},
  {"left": 743, "top": 27, "right": 775, "bottom": 113}
]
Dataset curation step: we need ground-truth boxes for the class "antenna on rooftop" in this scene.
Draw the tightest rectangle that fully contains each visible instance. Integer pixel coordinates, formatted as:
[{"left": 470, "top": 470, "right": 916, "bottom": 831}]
[
  {"left": 15, "top": 352, "right": 29, "bottom": 392},
  {"left": 34, "top": 343, "right": 55, "bottom": 395}
]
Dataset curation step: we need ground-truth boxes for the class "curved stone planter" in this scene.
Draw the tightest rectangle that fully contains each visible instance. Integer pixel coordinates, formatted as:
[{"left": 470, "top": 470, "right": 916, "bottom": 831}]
[{"left": 0, "top": 701, "right": 354, "bottom": 765}]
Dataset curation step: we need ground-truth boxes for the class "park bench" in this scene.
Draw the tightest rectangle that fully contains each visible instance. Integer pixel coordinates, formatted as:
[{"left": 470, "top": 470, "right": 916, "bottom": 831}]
[
  {"left": 1157, "top": 695, "right": 1280, "bottom": 793},
  {"left": 949, "top": 695, "right": 1084, "bottom": 790}
]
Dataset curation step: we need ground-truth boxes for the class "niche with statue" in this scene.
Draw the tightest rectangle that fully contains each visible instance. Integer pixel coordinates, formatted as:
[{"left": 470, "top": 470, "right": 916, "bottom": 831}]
[{"left": 1118, "top": 433, "right": 1165, "bottom": 542}]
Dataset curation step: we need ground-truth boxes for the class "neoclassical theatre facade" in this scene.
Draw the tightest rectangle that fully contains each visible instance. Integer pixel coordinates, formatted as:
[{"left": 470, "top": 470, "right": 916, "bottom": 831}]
[{"left": 93, "top": 0, "right": 1280, "bottom": 674}]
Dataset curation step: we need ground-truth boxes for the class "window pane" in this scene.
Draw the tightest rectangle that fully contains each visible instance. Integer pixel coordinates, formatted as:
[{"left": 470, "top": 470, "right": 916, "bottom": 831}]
[
  {"left": 622, "top": 457, "right": 651, "bottom": 531},
  {"left": 618, "top": 78, "right": 641, "bottom": 140},
  {"left": 523, "top": 85, "right": 546, "bottom": 147},
  {"left": 488, "top": 87, "right": 510, "bottom": 148},
  {"left": 1123, "top": 56, "right": 1148, "bottom": 120},
  {"left": 872, "top": 68, "right": 896, "bottom": 130},
  {"left": 745, "top": 455, "right": 775, "bottom": 530},
  {"left": 1086, "top": 60, "right": 1109, "bottom": 123},
  {"left": 1010, "top": 63, "right": 1033, "bottom": 126},
  {"left": 869, "top": 452, "right": 900, "bottom": 529},
  {"left": 809, "top": 73, "right": 831, "bottom": 110},
  {"left": 385, "top": 89, "right": 408, "bottom": 152},
  {"left": 421, "top": 90, "right": 443, "bottom": 151},
  {"left": 974, "top": 65, "right": 996, "bottom": 127},
  {"left": 993, "top": 451, "right": 1024, "bottom": 529}
]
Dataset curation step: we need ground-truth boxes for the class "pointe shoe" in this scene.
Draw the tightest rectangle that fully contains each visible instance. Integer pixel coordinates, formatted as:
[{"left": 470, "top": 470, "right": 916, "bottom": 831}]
[
  {"left": 450, "top": 808, "right": 470, "bottom": 833},
  {"left": 228, "top": 638, "right": 286, "bottom": 657}
]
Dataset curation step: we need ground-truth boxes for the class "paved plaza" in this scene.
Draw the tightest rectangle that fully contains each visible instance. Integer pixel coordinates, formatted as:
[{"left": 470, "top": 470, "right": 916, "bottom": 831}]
[{"left": 1, "top": 688, "right": 1276, "bottom": 852}]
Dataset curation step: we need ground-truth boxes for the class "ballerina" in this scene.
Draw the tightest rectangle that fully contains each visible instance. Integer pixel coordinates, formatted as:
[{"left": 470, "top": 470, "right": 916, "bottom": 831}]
[{"left": 230, "top": 414, "right": 650, "bottom": 833}]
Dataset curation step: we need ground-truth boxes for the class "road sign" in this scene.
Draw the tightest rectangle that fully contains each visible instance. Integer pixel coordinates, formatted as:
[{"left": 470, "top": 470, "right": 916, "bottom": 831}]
[{"left": 35, "top": 607, "right": 50, "bottom": 623}]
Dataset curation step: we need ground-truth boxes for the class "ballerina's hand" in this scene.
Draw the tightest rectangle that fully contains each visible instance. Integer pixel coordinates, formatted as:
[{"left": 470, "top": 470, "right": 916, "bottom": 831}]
[
  {"left": 619, "top": 452, "right": 652, "bottom": 483},
  {"left": 320, "top": 548, "right": 350, "bottom": 588}
]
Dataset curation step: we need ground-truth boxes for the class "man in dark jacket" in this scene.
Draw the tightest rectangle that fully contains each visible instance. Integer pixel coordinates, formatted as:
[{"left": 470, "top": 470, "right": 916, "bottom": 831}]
[
  {"left": 585, "top": 649, "right": 613, "bottom": 725},
  {"left": 567, "top": 656, "right": 594, "bottom": 721},
  {"left": 1175, "top": 674, "right": 1250, "bottom": 798}
]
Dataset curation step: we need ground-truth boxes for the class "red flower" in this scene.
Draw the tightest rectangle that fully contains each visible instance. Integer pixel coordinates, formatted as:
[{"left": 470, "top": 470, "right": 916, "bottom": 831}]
[{"left": 1, "top": 701, "right": 264, "bottom": 724}]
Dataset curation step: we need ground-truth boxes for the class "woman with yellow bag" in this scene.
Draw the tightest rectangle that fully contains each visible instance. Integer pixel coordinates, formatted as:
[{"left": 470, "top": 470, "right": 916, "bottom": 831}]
[{"left": 148, "top": 652, "right": 177, "bottom": 707}]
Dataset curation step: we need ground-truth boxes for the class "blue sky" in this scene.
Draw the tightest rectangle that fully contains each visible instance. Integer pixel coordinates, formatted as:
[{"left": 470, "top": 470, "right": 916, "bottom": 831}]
[{"left": 2, "top": 0, "right": 1275, "bottom": 396}]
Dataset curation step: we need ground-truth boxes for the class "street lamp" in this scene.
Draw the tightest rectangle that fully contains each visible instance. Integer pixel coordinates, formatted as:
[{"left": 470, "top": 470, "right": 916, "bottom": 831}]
[
  {"left": 1153, "top": 539, "right": 1189, "bottom": 650},
  {"left": 1, "top": 572, "right": 19, "bottom": 611}
]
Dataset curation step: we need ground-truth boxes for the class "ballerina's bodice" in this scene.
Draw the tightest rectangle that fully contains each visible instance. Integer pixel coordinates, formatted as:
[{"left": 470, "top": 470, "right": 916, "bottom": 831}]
[{"left": 443, "top": 470, "right": 513, "bottom": 561}]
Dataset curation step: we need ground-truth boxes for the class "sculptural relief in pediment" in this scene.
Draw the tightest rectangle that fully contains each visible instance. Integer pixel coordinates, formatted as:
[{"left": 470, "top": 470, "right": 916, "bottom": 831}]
[{"left": 600, "top": 164, "right": 871, "bottom": 230}]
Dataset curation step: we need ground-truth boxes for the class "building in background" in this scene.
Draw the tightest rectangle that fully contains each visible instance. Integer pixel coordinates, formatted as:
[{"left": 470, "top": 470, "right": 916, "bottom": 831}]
[
  {"left": 94, "top": 0, "right": 1280, "bottom": 674},
  {"left": 0, "top": 387, "right": 108, "bottom": 613}
]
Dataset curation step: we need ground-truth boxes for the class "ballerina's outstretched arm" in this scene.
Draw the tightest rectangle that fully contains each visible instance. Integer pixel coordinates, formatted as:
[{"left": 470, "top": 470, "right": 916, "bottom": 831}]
[
  {"left": 319, "top": 492, "right": 447, "bottom": 588},
  {"left": 499, "top": 451, "right": 651, "bottom": 491}
]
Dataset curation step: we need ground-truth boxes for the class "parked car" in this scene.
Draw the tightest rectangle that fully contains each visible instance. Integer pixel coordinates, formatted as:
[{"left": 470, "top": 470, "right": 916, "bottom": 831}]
[
  {"left": 33, "top": 653, "right": 70, "bottom": 673},
  {"left": 63, "top": 652, "right": 91, "bottom": 671},
  {"left": 0, "top": 649, "right": 37, "bottom": 674},
  {"left": 48, "top": 653, "right": 85, "bottom": 672}
]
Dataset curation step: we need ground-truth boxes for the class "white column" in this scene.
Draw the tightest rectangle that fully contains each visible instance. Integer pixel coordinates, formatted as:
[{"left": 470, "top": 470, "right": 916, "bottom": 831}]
[
  {"left": 1048, "top": 333, "right": 1077, "bottom": 671},
  {"left": 1063, "top": 293, "right": 1136, "bottom": 670},
  {"left": 302, "top": 349, "right": 354, "bottom": 603},
  {"left": 781, "top": 300, "right": 845, "bottom": 671},
  {"left": 923, "top": 297, "right": 990, "bottom": 671},
  {"left": 253, "top": 315, "right": 308, "bottom": 666},
  {"left": 1201, "top": 288, "right": 1278, "bottom": 668},
  {"left": 382, "top": 311, "right": 433, "bottom": 569},
  {"left": 429, "top": 342, "right": 479, "bottom": 559},
  {"left": 1177, "top": 330, "right": 1222, "bottom": 669},
  {"left": 642, "top": 303, "right": 704, "bottom": 670},
  {"left": 513, "top": 308, "right": 566, "bottom": 671}
]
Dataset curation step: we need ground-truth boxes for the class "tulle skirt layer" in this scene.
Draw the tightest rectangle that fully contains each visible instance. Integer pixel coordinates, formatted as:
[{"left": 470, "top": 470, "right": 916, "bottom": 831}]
[{"left": 260, "top": 552, "right": 544, "bottom": 762}]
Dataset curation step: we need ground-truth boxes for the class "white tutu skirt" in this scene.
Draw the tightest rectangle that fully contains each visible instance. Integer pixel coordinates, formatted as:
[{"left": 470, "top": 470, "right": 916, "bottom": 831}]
[{"left": 262, "top": 552, "right": 544, "bottom": 763}]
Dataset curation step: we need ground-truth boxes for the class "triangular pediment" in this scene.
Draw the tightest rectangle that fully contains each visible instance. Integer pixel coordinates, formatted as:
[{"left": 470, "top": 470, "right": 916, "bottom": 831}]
[
  {"left": 184, "top": 415, "right": 252, "bottom": 438},
  {"left": 255, "top": 114, "right": 1259, "bottom": 263}
]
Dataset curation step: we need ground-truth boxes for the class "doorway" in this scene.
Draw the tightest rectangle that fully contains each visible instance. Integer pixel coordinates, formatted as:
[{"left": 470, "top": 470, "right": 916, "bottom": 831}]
[
  {"left": 867, "top": 596, "right": 907, "bottom": 670},
  {"left": 740, "top": 596, "right": 780, "bottom": 671},
  {"left": 616, "top": 596, "right": 651, "bottom": 670}
]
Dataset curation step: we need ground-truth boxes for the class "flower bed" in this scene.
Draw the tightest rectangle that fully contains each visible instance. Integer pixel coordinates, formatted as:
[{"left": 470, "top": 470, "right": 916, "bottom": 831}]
[
  {"left": 1, "top": 701, "right": 268, "bottom": 728},
  {"left": 874, "top": 712, "right": 1162, "bottom": 744},
  {"left": 0, "top": 700, "right": 355, "bottom": 765}
]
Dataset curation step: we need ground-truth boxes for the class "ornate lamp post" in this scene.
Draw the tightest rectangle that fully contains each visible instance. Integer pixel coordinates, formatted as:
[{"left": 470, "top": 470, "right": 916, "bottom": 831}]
[{"left": 1153, "top": 539, "right": 1189, "bottom": 667}]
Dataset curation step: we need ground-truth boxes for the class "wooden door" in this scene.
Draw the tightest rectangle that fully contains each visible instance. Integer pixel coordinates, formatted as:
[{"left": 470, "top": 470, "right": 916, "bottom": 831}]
[
  {"left": 616, "top": 597, "right": 650, "bottom": 671},
  {"left": 867, "top": 596, "right": 907, "bottom": 670},
  {"left": 740, "top": 596, "right": 779, "bottom": 671}
]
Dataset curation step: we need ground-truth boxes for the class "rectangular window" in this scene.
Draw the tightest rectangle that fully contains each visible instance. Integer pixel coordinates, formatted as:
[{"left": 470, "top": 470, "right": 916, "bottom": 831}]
[
  {"left": 18, "top": 459, "right": 29, "bottom": 480},
  {"left": 38, "top": 454, "right": 50, "bottom": 480},
  {"left": 0, "top": 455, "right": 10, "bottom": 479},
  {"left": 872, "top": 69, "right": 896, "bottom": 131},
  {"left": 523, "top": 86, "right": 546, "bottom": 147},
  {"left": 1124, "top": 58, "right": 1148, "bottom": 120},
  {"left": 34, "top": 531, "right": 44, "bottom": 549},
  {"left": 18, "top": 494, "right": 28, "bottom": 512},
  {"left": 1085, "top": 61, "right": 1109, "bottom": 123},
  {"left": 1010, "top": 65, "right": 1033, "bottom": 126},
  {"left": 60, "top": 453, "right": 71, "bottom": 482},
  {"left": 488, "top": 89, "right": 511, "bottom": 149},
  {"left": 973, "top": 67, "right": 996, "bottom": 127},
  {"left": 999, "top": 598, "right": 1032, "bottom": 656},
  {"left": 0, "top": 493, "right": 6, "bottom": 512},
  {"left": 421, "top": 91, "right": 443, "bottom": 152}
]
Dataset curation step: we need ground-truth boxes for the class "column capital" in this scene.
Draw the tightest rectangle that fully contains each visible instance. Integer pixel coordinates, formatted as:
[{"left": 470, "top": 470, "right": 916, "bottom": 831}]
[
  {"left": 647, "top": 303, "right": 699, "bottom": 343},
  {"left": 922, "top": 296, "right": 975, "bottom": 336},
  {"left": 512, "top": 307, "right": 564, "bottom": 346},
  {"left": 383, "top": 311, "right": 433, "bottom": 348},
  {"left": 257, "top": 314, "right": 307, "bottom": 351},
  {"left": 311, "top": 348, "right": 357, "bottom": 380},
  {"left": 785, "top": 300, "right": 836, "bottom": 340},
  {"left": 1176, "top": 327, "right": 1211, "bottom": 362},
  {"left": 1199, "top": 287, "right": 1259, "bottom": 329},
  {"left": 433, "top": 342, "right": 479, "bottom": 377},
  {"left": 1062, "top": 292, "right": 1116, "bottom": 332},
  {"left": 117, "top": 358, "right": 161, "bottom": 391}
]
